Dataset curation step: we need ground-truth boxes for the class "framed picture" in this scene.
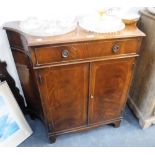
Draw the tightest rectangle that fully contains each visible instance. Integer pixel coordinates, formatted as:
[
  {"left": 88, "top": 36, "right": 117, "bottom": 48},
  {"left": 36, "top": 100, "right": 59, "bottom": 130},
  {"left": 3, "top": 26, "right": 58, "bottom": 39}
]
[{"left": 0, "top": 81, "right": 32, "bottom": 147}]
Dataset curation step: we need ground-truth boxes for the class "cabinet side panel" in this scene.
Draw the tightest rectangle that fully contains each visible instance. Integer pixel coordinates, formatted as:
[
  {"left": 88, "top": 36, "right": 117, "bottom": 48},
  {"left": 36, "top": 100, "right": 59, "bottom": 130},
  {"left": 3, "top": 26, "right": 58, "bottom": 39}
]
[{"left": 130, "top": 14, "right": 155, "bottom": 117}]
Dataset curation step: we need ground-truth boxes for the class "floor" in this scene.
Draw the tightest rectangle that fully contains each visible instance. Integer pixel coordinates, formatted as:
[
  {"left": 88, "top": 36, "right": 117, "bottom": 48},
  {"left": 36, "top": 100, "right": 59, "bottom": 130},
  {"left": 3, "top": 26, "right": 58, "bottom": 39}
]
[{"left": 19, "top": 106, "right": 155, "bottom": 147}]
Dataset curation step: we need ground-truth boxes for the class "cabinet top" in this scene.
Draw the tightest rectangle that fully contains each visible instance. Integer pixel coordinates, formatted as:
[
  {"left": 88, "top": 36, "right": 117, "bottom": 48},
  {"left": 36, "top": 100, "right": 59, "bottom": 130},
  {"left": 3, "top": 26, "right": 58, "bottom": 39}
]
[{"left": 3, "top": 21, "right": 145, "bottom": 47}]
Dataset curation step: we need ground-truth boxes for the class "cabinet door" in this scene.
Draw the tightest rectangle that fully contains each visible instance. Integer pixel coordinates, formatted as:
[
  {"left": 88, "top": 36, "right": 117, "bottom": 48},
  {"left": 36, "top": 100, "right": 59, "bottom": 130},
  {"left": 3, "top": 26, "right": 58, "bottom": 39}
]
[
  {"left": 89, "top": 58, "right": 134, "bottom": 124},
  {"left": 37, "top": 63, "right": 89, "bottom": 132}
]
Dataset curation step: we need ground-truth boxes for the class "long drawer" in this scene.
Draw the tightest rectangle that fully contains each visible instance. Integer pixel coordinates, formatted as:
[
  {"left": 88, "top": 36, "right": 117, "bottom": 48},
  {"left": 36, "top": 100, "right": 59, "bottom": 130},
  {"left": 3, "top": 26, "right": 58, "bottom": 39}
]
[{"left": 32, "top": 38, "right": 141, "bottom": 65}]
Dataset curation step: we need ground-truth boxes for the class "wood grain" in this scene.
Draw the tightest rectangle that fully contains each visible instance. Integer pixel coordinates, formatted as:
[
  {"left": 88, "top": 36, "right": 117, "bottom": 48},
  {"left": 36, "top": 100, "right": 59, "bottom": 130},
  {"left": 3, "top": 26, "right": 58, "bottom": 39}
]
[
  {"left": 4, "top": 21, "right": 145, "bottom": 143},
  {"left": 36, "top": 63, "right": 89, "bottom": 132},
  {"left": 32, "top": 38, "right": 141, "bottom": 66},
  {"left": 90, "top": 58, "right": 134, "bottom": 123}
]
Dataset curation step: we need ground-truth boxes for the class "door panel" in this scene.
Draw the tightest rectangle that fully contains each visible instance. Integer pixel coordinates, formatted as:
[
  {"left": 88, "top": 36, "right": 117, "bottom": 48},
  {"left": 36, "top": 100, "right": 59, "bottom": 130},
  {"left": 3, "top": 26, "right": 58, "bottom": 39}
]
[
  {"left": 37, "top": 63, "right": 89, "bottom": 132},
  {"left": 90, "top": 58, "right": 134, "bottom": 124}
]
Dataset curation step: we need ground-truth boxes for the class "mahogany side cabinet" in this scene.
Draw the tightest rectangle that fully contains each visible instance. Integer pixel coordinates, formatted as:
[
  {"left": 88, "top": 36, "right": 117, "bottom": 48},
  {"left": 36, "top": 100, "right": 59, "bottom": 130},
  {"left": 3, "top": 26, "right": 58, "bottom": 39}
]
[{"left": 4, "top": 22, "right": 145, "bottom": 143}]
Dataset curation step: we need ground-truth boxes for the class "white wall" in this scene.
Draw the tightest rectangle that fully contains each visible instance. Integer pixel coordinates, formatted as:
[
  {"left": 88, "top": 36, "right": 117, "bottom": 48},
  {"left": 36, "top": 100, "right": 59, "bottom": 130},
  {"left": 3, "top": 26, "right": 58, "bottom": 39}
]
[{"left": 0, "top": 0, "right": 151, "bottom": 102}]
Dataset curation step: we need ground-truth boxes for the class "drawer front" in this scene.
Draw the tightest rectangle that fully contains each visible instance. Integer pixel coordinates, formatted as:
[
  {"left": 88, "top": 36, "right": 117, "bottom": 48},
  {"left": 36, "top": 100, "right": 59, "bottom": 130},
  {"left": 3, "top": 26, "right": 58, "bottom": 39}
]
[{"left": 33, "top": 38, "right": 141, "bottom": 65}]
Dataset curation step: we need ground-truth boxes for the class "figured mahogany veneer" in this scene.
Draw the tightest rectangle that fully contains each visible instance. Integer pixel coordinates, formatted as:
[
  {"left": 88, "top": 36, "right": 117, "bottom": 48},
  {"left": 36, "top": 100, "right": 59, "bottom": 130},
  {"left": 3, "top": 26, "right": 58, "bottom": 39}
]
[
  {"left": 4, "top": 22, "right": 145, "bottom": 143},
  {"left": 33, "top": 38, "right": 141, "bottom": 65}
]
